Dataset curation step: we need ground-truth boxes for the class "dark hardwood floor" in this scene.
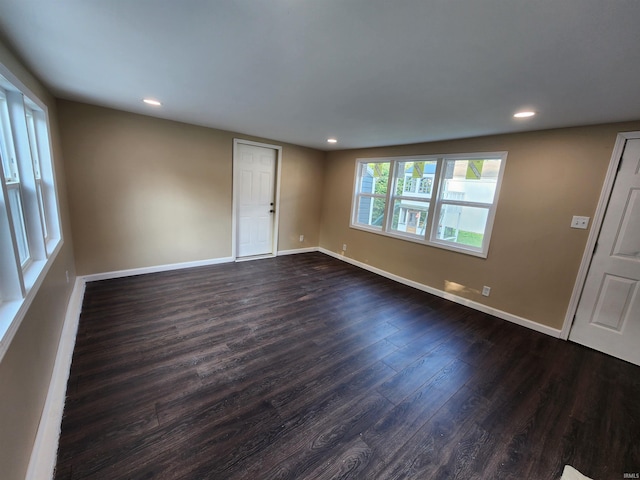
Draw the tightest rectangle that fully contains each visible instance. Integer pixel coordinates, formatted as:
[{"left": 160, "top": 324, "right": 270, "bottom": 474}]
[{"left": 54, "top": 252, "right": 640, "bottom": 479}]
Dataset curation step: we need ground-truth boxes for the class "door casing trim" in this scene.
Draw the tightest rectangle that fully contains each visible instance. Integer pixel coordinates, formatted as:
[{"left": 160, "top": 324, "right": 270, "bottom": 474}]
[
  {"left": 232, "top": 138, "right": 283, "bottom": 261},
  {"left": 561, "top": 131, "right": 640, "bottom": 339}
]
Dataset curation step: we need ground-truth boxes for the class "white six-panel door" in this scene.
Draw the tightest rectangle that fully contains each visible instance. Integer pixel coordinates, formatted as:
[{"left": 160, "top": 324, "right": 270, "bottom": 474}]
[
  {"left": 569, "top": 138, "right": 640, "bottom": 365},
  {"left": 235, "top": 143, "right": 277, "bottom": 258}
]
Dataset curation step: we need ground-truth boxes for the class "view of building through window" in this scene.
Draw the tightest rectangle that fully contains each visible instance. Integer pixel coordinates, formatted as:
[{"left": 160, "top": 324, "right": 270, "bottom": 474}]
[{"left": 352, "top": 154, "right": 506, "bottom": 257}]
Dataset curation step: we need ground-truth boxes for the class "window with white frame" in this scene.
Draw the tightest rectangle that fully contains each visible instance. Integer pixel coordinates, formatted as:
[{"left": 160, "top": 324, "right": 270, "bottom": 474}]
[
  {"left": 0, "top": 69, "right": 61, "bottom": 353},
  {"left": 351, "top": 153, "right": 507, "bottom": 257},
  {"left": 0, "top": 90, "right": 31, "bottom": 268},
  {"left": 25, "top": 107, "right": 49, "bottom": 241}
]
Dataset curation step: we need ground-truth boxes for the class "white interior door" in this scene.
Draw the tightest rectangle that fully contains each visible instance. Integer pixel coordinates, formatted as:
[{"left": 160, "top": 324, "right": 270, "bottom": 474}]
[
  {"left": 236, "top": 143, "right": 277, "bottom": 258},
  {"left": 569, "top": 138, "right": 640, "bottom": 365}
]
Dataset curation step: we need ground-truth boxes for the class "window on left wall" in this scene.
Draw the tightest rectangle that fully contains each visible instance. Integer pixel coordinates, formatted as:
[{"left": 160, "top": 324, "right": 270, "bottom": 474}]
[{"left": 0, "top": 69, "right": 62, "bottom": 359}]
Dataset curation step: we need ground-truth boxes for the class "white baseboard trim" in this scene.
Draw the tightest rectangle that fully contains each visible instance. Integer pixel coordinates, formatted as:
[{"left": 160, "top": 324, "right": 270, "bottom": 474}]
[
  {"left": 277, "top": 247, "right": 319, "bottom": 256},
  {"left": 318, "top": 248, "right": 562, "bottom": 339},
  {"left": 82, "top": 256, "right": 235, "bottom": 282},
  {"left": 26, "top": 277, "right": 86, "bottom": 480}
]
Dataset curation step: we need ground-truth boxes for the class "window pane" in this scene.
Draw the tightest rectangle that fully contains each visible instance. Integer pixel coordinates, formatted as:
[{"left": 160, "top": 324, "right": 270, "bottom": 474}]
[
  {"left": 436, "top": 204, "right": 489, "bottom": 248},
  {"left": 441, "top": 159, "right": 501, "bottom": 203},
  {"left": 359, "top": 162, "right": 389, "bottom": 196},
  {"left": 26, "top": 111, "right": 42, "bottom": 179},
  {"left": 356, "top": 196, "right": 386, "bottom": 228},
  {"left": 394, "top": 160, "right": 436, "bottom": 198},
  {"left": 0, "top": 132, "right": 11, "bottom": 181},
  {"left": 8, "top": 187, "right": 30, "bottom": 265},
  {"left": 0, "top": 98, "right": 18, "bottom": 182},
  {"left": 36, "top": 182, "right": 48, "bottom": 239},
  {"left": 390, "top": 199, "right": 428, "bottom": 236}
]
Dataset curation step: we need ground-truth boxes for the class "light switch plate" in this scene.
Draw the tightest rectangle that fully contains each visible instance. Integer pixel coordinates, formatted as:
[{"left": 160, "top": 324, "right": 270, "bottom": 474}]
[{"left": 571, "top": 216, "right": 590, "bottom": 229}]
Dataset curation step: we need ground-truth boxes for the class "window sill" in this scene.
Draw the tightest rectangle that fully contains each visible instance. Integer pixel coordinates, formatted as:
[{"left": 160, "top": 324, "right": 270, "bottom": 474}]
[
  {"left": 0, "top": 299, "right": 23, "bottom": 360},
  {"left": 45, "top": 237, "right": 59, "bottom": 257},
  {"left": 23, "top": 258, "right": 48, "bottom": 292},
  {"left": 0, "top": 238, "right": 62, "bottom": 362}
]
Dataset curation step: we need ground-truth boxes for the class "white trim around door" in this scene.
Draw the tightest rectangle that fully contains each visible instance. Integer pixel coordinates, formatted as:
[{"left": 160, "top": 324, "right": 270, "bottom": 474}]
[
  {"left": 232, "top": 139, "right": 283, "bottom": 261},
  {"left": 561, "top": 131, "right": 640, "bottom": 340}
]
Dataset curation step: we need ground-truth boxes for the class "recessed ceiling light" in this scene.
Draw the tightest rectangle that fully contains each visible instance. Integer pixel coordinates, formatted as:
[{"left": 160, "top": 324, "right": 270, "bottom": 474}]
[
  {"left": 327, "top": 138, "right": 337, "bottom": 143},
  {"left": 143, "top": 98, "right": 162, "bottom": 106},
  {"left": 513, "top": 111, "right": 536, "bottom": 118}
]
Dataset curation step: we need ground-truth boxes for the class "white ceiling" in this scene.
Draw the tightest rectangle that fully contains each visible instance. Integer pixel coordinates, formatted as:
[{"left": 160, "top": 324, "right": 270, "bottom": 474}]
[{"left": 0, "top": 0, "right": 639, "bottom": 150}]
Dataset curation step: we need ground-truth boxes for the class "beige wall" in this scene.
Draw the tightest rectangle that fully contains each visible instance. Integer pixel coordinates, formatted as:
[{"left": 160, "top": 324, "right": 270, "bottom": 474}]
[
  {"left": 57, "top": 100, "right": 325, "bottom": 275},
  {"left": 0, "top": 41, "right": 76, "bottom": 480},
  {"left": 277, "top": 143, "right": 325, "bottom": 250},
  {"left": 320, "top": 122, "right": 640, "bottom": 330}
]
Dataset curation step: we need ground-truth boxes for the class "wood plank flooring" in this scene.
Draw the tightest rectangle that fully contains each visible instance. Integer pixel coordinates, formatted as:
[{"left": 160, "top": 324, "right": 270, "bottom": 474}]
[{"left": 54, "top": 252, "right": 640, "bottom": 479}]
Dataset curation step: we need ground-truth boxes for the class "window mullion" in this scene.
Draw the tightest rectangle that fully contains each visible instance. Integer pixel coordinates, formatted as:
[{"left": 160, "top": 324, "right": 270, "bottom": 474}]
[
  {"left": 383, "top": 160, "right": 396, "bottom": 232},
  {"left": 426, "top": 157, "right": 445, "bottom": 242}
]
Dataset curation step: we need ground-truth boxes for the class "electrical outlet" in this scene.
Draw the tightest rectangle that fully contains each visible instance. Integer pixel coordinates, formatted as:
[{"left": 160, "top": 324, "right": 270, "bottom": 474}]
[
  {"left": 571, "top": 216, "right": 590, "bottom": 229},
  {"left": 342, "top": 243, "right": 347, "bottom": 251},
  {"left": 299, "top": 234, "right": 304, "bottom": 242},
  {"left": 65, "top": 270, "right": 70, "bottom": 284},
  {"left": 482, "top": 286, "right": 491, "bottom": 297}
]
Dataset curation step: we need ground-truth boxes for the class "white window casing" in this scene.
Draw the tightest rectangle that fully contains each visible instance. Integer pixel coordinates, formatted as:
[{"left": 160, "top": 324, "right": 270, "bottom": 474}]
[
  {"left": 0, "top": 66, "right": 63, "bottom": 362},
  {"left": 350, "top": 152, "right": 507, "bottom": 258}
]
